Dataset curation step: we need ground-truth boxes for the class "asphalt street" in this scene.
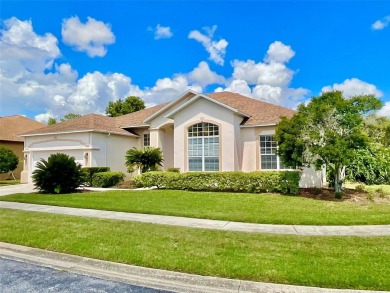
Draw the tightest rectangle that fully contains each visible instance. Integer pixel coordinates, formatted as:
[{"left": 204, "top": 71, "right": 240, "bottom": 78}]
[{"left": 0, "top": 257, "right": 172, "bottom": 293}]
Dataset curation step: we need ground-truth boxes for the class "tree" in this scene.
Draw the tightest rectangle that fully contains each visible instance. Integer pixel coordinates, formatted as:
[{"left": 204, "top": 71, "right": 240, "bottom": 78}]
[
  {"left": 61, "top": 113, "right": 81, "bottom": 121},
  {"left": 363, "top": 114, "right": 390, "bottom": 147},
  {"left": 32, "top": 153, "right": 84, "bottom": 194},
  {"left": 125, "top": 147, "right": 163, "bottom": 173},
  {"left": 47, "top": 113, "right": 81, "bottom": 125},
  {"left": 0, "top": 146, "right": 19, "bottom": 176},
  {"left": 106, "top": 96, "right": 145, "bottom": 117},
  {"left": 275, "top": 91, "right": 383, "bottom": 195},
  {"left": 48, "top": 117, "right": 57, "bottom": 125}
]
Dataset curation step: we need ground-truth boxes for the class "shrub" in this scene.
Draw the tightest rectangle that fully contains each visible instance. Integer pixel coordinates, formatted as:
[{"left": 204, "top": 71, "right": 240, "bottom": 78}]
[
  {"left": 92, "top": 171, "right": 125, "bottom": 188},
  {"left": 82, "top": 167, "right": 110, "bottom": 186},
  {"left": 125, "top": 147, "right": 163, "bottom": 173},
  {"left": 0, "top": 146, "right": 19, "bottom": 174},
  {"left": 134, "top": 171, "right": 300, "bottom": 194},
  {"left": 166, "top": 167, "right": 180, "bottom": 173},
  {"left": 32, "top": 153, "right": 83, "bottom": 194},
  {"left": 355, "top": 184, "right": 366, "bottom": 192}
]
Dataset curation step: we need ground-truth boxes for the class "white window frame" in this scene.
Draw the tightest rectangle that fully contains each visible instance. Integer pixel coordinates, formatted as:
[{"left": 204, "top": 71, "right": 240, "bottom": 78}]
[
  {"left": 143, "top": 133, "right": 150, "bottom": 147},
  {"left": 259, "top": 135, "right": 290, "bottom": 170},
  {"left": 188, "top": 123, "right": 219, "bottom": 172}
]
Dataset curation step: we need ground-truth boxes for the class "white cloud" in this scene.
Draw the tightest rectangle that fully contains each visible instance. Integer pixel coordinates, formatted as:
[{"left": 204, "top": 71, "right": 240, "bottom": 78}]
[
  {"left": 321, "top": 78, "right": 383, "bottom": 98},
  {"left": 372, "top": 15, "right": 390, "bottom": 30},
  {"left": 187, "top": 61, "right": 225, "bottom": 87},
  {"left": 218, "top": 41, "right": 309, "bottom": 107},
  {"left": 188, "top": 25, "right": 228, "bottom": 65},
  {"left": 377, "top": 102, "right": 390, "bottom": 117},
  {"left": 62, "top": 16, "right": 115, "bottom": 57},
  {"left": 264, "top": 41, "right": 295, "bottom": 63},
  {"left": 152, "top": 24, "right": 173, "bottom": 39}
]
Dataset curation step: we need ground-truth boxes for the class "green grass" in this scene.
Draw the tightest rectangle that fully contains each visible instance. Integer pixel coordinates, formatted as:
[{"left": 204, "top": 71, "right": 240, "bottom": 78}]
[
  {"left": 1, "top": 189, "right": 389, "bottom": 225},
  {"left": 0, "top": 208, "right": 389, "bottom": 291},
  {"left": 0, "top": 180, "right": 20, "bottom": 186},
  {"left": 365, "top": 184, "right": 390, "bottom": 194}
]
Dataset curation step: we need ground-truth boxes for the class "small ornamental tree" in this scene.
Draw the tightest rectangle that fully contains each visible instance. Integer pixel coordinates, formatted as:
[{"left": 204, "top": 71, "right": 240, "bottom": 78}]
[
  {"left": 125, "top": 147, "right": 163, "bottom": 173},
  {"left": 275, "top": 91, "right": 383, "bottom": 196},
  {"left": 0, "top": 146, "right": 19, "bottom": 175},
  {"left": 32, "top": 153, "right": 84, "bottom": 194}
]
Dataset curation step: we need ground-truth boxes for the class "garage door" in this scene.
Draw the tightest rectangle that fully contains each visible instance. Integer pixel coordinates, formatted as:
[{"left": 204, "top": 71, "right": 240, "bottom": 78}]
[{"left": 31, "top": 150, "right": 85, "bottom": 176}]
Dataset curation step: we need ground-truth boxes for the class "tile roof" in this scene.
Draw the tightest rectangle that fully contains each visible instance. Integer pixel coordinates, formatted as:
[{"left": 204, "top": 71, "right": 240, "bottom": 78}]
[
  {"left": 20, "top": 91, "right": 296, "bottom": 136},
  {"left": 205, "top": 92, "right": 296, "bottom": 125},
  {"left": 0, "top": 115, "right": 45, "bottom": 142},
  {"left": 115, "top": 102, "right": 169, "bottom": 128},
  {"left": 21, "top": 114, "right": 137, "bottom": 137}
]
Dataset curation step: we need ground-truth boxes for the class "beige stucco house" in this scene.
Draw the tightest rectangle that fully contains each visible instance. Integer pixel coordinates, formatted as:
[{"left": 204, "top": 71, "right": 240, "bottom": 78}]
[
  {"left": 0, "top": 115, "right": 45, "bottom": 180},
  {"left": 21, "top": 91, "right": 323, "bottom": 187}
]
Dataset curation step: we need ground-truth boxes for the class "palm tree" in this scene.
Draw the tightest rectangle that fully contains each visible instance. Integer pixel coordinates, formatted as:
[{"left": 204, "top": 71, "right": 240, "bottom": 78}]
[{"left": 125, "top": 147, "right": 163, "bottom": 173}]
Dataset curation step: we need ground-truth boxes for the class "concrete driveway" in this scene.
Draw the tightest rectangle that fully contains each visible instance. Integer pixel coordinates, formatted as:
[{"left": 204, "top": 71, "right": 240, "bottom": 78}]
[{"left": 0, "top": 184, "right": 36, "bottom": 196}]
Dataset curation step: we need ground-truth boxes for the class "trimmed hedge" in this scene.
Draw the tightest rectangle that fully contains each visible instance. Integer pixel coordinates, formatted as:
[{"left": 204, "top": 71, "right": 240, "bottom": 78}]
[
  {"left": 134, "top": 171, "right": 300, "bottom": 194},
  {"left": 82, "top": 167, "right": 110, "bottom": 186},
  {"left": 91, "top": 171, "right": 125, "bottom": 188}
]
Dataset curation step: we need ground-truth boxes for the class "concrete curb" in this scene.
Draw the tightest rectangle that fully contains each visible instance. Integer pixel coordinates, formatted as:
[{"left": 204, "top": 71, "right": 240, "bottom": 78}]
[
  {"left": 1, "top": 201, "right": 390, "bottom": 236},
  {"left": 0, "top": 242, "right": 385, "bottom": 293}
]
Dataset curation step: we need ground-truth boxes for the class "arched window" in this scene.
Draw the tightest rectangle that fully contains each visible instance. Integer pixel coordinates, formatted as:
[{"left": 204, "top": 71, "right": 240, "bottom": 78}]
[{"left": 188, "top": 122, "right": 219, "bottom": 171}]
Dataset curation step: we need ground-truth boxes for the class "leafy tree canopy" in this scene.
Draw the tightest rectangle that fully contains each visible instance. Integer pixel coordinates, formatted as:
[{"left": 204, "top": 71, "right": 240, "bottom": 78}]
[
  {"left": 106, "top": 96, "right": 145, "bottom": 117},
  {"left": 363, "top": 114, "right": 390, "bottom": 147},
  {"left": 0, "top": 146, "right": 19, "bottom": 174},
  {"left": 275, "top": 91, "right": 383, "bottom": 195}
]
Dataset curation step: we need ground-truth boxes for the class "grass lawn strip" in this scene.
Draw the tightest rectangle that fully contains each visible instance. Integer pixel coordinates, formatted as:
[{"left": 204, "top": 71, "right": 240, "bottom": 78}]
[
  {"left": 1, "top": 190, "right": 389, "bottom": 225},
  {"left": 1, "top": 208, "right": 389, "bottom": 291},
  {"left": 0, "top": 180, "right": 20, "bottom": 186}
]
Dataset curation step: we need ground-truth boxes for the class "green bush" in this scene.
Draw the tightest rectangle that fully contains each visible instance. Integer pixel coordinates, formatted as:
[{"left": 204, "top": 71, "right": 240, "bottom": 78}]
[
  {"left": 0, "top": 145, "right": 19, "bottom": 174},
  {"left": 134, "top": 171, "right": 300, "bottom": 194},
  {"left": 92, "top": 171, "right": 125, "bottom": 188},
  {"left": 166, "top": 167, "right": 180, "bottom": 173},
  {"left": 82, "top": 167, "right": 110, "bottom": 186},
  {"left": 32, "top": 153, "right": 83, "bottom": 194}
]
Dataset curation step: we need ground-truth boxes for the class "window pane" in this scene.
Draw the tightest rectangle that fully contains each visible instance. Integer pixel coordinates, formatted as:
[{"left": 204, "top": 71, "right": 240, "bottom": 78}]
[
  {"left": 143, "top": 134, "right": 150, "bottom": 147},
  {"left": 189, "top": 158, "right": 202, "bottom": 171},
  {"left": 205, "top": 157, "right": 219, "bottom": 171},
  {"left": 261, "top": 154, "right": 277, "bottom": 169}
]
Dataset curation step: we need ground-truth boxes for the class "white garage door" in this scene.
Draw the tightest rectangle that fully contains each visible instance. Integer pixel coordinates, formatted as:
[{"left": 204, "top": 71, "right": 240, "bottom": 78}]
[{"left": 31, "top": 150, "right": 85, "bottom": 177}]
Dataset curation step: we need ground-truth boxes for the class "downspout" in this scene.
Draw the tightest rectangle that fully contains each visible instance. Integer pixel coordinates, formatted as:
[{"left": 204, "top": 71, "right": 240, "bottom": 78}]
[{"left": 105, "top": 132, "right": 111, "bottom": 166}]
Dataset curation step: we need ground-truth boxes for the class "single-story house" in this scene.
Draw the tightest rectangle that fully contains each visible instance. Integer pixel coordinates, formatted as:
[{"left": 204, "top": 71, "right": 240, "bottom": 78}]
[
  {"left": 21, "top": 91, "right": 323, "bottom": 187},
  {"left": 0, "top": 115, "right": 45, "bottom": 180}
]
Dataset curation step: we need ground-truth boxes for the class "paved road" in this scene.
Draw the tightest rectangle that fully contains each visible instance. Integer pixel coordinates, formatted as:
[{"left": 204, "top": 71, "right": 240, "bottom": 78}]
[{"left": 0, "top": 257, "right": 171, "bottom": 293}]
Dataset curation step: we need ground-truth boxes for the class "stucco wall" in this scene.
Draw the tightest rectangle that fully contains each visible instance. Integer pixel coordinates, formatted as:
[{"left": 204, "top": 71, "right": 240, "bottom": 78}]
[
  {"left": 0, "top": 141, "right": 24, "bottom": 180},
  {"left": 172, "top": 98, "right": 241, "bottom": 172}
]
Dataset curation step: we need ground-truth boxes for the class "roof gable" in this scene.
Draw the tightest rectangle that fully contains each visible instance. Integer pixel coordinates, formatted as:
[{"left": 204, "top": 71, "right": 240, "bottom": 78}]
[
  {"left": 0, "top": 115, "right": 45, "bottom": 141},
  {"left": 165, "top": 93, "right": 251, "bottom": 119}
]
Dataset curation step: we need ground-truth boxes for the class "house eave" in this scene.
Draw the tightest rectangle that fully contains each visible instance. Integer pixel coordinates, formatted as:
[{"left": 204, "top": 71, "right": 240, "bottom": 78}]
[
  {"left": 240, "top": 123, "right": 277, "bottom": 128},
  {"left": 21, "top": 129, "right": 139, "bottom": 138}
]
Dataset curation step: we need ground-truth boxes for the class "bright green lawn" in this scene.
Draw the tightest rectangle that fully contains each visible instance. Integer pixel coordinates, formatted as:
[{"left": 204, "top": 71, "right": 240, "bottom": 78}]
[
  {"left": 0, "top": 180, "right": 20, "bottom": 186},
  {"left": 1, "top": 190, "right": 389, "bottom": 225},
  {"left": 0, "top": 208, "right": 389, "bottom": 291}
]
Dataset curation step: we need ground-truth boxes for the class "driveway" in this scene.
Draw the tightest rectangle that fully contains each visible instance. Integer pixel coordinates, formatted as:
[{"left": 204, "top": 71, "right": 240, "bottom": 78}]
[{"left": 0, "top": 184, "right": 35, "bottom": 196}]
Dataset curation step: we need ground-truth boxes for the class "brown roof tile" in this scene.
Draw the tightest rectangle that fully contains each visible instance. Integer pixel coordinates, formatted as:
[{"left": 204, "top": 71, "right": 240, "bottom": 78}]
[
  {"left": 114, "top": 102, "right": 170, "bottom": 127},
  {"left": 0, "top": 115, "right": 45, "bottom": 141},
  {"left": 206, "top": 92, "right": 295, "bottom": 125},
  {"left": 21, "top": 114, "right": 136, "bottom": 137}
]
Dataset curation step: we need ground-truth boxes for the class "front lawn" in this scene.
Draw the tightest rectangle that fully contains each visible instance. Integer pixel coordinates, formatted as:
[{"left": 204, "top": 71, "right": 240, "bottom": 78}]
[
  {"left": 0, "top": 208, "right": 389, "bottom": 291},
  {"left": 1, "top": 190, "right": 389, "bottom": 225}
]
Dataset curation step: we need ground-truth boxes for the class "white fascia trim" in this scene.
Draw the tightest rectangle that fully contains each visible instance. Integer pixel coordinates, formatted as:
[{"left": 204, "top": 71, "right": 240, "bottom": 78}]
[
  {"left": 143, "top": 89, "right": 199, "bottom": 123},
  {"left": 21, "top": 129, "right": 138, "bottom": 138},
  {"left": 240, "top": 123, "right": 277, "bottom": 128},
  {"left": 165, "top": 94, "right": 251, "bottom": 119},
  {"left": 24, "top": 146, "right": 100, "bottom": 152},
  {"left": 120, "top": 124, "right": 150, "bottom": 129}
]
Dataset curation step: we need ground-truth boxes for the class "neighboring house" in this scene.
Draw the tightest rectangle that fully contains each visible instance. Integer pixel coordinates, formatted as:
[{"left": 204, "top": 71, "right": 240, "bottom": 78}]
[
  {"left": 0, "top": 115, "right": 45, "bottom": 180},
  {"left": 21, "top": 91, "right": 323, "bottom": 187}
]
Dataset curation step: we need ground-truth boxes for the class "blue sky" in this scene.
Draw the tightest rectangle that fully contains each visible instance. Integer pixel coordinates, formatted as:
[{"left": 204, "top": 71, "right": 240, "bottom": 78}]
[{"left": 1, "top": 0, "right": 389, "bottom": 122}]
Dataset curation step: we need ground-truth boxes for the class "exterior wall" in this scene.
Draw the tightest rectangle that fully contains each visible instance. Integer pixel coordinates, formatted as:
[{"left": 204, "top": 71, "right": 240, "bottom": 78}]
[
  {"left": 172, "top": 98, "right": 241, "bottom": 172},
  {"left": 22, "top": 132, "right": 139, "bottom": 183},
  {"left": 0, "top": 141, "right": 24, "bottom": 180},
  {"left": 90, "top": 133, "right": 139, "bottom": 176}
]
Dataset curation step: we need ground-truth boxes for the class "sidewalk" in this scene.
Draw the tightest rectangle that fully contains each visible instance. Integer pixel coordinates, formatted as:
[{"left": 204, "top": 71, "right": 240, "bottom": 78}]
[
  {"left": 0, "top": 242, "right": 384, "bottom": 293},
  {"left": 1, "top": 201, "right": 389, "bottom": 236}
]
